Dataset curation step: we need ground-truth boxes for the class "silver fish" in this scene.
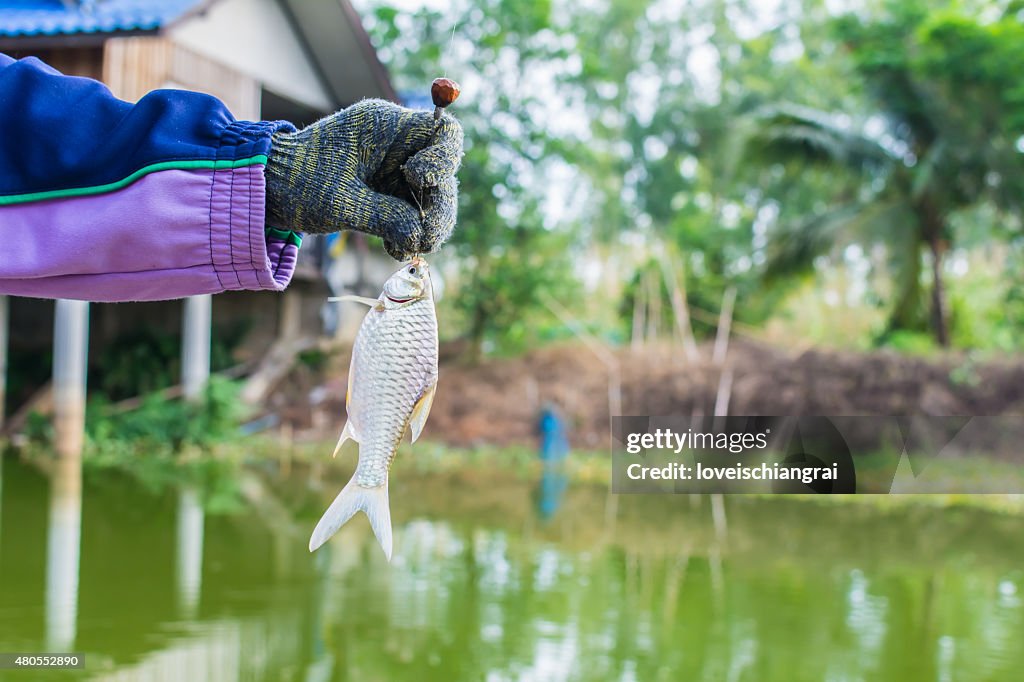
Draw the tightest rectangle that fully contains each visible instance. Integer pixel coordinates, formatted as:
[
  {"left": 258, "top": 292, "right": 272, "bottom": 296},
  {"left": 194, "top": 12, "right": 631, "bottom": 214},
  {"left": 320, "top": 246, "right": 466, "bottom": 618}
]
[{"left": 309, "top": 258, "right": 438, "bottom": 559}]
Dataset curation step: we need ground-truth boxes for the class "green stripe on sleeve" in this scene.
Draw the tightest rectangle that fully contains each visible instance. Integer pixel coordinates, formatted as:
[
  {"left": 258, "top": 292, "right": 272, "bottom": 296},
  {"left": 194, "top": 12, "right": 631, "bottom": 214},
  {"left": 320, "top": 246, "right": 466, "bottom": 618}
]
[
  {"left": 266, "top": 226, "right": 303, "bottom": 247},
  {"left": 0, "top": 155, "right": 268, "bottom": 206}
]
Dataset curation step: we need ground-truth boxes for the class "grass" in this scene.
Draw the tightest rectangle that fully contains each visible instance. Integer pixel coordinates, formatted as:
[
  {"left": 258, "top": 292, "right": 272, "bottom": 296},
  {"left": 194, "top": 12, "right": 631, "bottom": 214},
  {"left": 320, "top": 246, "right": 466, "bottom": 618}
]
[
  {"left": 242, "top": 435, "right": 1024, "bottom": 515},
  {"left": 13, "top": 427, "right": 1024, "bottom": 517}
]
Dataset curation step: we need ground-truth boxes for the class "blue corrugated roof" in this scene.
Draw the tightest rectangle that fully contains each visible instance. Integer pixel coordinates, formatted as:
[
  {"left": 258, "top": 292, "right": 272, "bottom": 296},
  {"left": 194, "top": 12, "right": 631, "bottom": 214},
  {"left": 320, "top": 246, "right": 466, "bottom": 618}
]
[
  {"left": 0, "top": 0, "right": 204, "bottom": 38},
  {"left": 399, "top": 91, "right": 433, "bottom": 111}
]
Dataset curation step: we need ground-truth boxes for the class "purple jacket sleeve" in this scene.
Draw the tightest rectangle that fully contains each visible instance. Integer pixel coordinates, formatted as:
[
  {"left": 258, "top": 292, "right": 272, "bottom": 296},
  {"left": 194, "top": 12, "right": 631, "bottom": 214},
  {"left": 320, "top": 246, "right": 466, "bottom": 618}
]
[{"left": 0, "top": 53, "right": 302, "bottom": 302}]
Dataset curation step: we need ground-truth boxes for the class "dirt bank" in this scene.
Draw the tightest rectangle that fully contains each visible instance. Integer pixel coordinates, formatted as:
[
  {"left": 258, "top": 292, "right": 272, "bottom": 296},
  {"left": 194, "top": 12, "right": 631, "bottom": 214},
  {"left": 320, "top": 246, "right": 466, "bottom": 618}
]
[{"left": 271, "top": 340, "right": 1024, "bottom": 449}]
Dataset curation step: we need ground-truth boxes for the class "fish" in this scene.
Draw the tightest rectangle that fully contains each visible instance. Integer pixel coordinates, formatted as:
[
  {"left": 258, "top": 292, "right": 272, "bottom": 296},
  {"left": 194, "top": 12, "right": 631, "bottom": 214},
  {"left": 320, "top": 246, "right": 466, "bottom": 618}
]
[{"left": 309, "top": 258, "right": 439, "bottom": 560}]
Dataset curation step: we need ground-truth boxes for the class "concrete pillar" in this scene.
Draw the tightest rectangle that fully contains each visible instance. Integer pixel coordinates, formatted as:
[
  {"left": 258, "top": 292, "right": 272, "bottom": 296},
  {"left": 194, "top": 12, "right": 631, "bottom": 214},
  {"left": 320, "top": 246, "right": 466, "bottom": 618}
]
[
  {"left": 0, "top": 451, "right": 4, "bottom": 555},
  {"left": 181, "top": 295, "right": 211, "bottom": 400},
  {"left": 45, "top": 454, "right": 81, "bottom": 651},
  {"left": 178, "top": 295, "right": 210, "bottom": 616},
  {"left": 52, "top": 300, "right": 89, "bottom": 460},
  {"left": 0, "top": 295, "right": 7, "bottom": 429}
]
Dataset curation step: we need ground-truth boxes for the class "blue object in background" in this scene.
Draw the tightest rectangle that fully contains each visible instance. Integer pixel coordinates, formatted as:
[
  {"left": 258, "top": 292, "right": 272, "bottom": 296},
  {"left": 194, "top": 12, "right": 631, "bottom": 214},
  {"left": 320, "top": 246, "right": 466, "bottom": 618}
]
[
  {"left": 535, "top": 404, "right": 570, "bottom": 520},
  {"left": 538, "top": 404, "right": 569, "bottom": 463}
]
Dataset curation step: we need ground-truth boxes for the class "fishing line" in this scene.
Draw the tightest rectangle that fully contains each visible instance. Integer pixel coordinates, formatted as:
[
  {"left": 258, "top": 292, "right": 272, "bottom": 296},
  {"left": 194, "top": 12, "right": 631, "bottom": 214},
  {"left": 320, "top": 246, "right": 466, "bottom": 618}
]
[
  {"left": 443, "top": 20, "right": 458, "bottom": 78},
  {"left": 412, "top": 17, "right": 460, "bottom": 259}
]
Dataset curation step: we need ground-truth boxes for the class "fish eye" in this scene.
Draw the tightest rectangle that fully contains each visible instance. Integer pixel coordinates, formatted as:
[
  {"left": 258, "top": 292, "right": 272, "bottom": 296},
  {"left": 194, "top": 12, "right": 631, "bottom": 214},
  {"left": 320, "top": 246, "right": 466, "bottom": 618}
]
[{"left": 408, "top": 266, "right": 418, "bottom": 276}]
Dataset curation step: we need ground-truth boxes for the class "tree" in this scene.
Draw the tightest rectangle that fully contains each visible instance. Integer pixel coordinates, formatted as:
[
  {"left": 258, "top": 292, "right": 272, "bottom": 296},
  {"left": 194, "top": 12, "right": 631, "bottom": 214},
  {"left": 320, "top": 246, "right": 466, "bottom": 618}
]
[
  {"left": 559, "top": 0, "right": 859, "bottom": 336},
  {"left": 742, "top": 2, "right": 1024, "bottom": 346},
  {"left": 360, "top": 0, "right": 579, "bottom": 355}
]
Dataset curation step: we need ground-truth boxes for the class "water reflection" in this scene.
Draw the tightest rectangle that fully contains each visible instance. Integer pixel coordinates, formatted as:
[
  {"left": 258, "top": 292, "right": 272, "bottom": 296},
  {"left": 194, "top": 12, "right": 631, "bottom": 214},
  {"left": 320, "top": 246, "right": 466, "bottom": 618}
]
[
  {"left": 45, "top": 455, "right": 81, "bottom": 652},
  {"left": 0, "top": 457, "right": 1022, "bottom": 681},
  {"left": 303, "top": 547, "right": 335, "bottom": 682},
  {"left": 532, "top": 466, "right": 568, "bottom": 521},
  {"left": 175, "top": 487, "right": 204, "bottom": 617}
]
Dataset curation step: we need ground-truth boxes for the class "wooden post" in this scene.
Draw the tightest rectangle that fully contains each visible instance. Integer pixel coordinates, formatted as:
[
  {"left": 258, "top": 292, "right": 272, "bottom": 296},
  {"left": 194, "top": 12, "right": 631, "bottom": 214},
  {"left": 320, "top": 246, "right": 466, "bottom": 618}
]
[
  {"left": 52, "top": 300, "right": 89, "bottom": 460},
  {"left": 710, "top": 290, "right": 735, "bottom": 545},
  {"left": 712, "top": 287, "right": 737, "bottom": 367},
  {"left": 713, "top": 366, "right": 734, "bottom": 430},
  {"left": 659, "top": 255, "right": 700, "bottom": 363},
  {"left": 280, "top": 289, "right": 302, "bottom": 342},
  {"left": 181, "top": 295, "right": 211, "bottom": 401},
  {"left": 0, "top": 295, "right": 7, "bottom": 429},
  {"left": 645, "top": 269, "right": 660, "bottom": 342}
]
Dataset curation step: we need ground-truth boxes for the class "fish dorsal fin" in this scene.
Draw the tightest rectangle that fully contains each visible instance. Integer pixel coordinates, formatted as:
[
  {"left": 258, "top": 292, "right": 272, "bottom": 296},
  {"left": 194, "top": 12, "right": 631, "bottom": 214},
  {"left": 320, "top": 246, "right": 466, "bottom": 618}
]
[
  {"left": 328, "top": 295, "right": 380, "bottom": 307},
  {"left": 331, "top": 419, "right": 360, "bottom": 458},
  {"left": 408, "top": 381, "right": 437, "bottom": 443}
]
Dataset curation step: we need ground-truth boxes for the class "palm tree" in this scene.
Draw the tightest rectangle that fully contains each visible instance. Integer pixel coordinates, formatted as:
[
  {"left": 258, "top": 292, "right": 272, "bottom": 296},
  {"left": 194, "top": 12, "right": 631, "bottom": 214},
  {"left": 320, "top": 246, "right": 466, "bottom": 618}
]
[
  {"left": 742, "top": 7, "right": 1024, "bottom": 346},
  {"left": 744, "top": 103, "right": 950, "bottom": 343}
]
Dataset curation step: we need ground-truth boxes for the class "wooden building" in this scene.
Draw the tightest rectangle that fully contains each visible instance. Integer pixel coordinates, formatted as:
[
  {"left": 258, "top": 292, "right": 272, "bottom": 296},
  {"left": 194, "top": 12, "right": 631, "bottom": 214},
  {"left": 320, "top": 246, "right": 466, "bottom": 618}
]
[{"left": 0, "top": 0, "right": 399, "bottom": 449}]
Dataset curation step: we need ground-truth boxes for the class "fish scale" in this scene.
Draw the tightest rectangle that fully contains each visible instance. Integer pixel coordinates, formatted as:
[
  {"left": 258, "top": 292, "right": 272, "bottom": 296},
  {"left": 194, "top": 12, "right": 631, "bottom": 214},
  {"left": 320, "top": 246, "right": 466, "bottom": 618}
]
[
  {"left": 309, "top": 259, "right": 438, "bottom": 560},
  {"left": 351, "top": 297, "right": 437, "bottom": 487}
]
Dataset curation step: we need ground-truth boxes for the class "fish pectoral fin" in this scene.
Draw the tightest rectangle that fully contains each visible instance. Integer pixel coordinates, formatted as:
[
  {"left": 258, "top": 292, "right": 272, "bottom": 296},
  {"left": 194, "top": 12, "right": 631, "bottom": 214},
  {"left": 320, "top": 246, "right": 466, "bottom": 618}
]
[
  {"left": 331, "top": 419, "right": 360, "bottom": 458},
  {"left": 327, "top": 295, "right": 380, "bottom": 307},
  {"left": 408, "top": 381, "right": 437, "bottom": 443},
  {"left": 346, "top": 366, "right": 355, "bottom": 412}
]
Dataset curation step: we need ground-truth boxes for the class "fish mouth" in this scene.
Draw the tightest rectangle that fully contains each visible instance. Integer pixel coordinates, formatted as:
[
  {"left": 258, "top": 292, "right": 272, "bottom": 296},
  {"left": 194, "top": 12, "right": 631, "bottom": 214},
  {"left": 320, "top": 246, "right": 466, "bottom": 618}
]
[{"left": 386, "top": 295, "right": 414, "bottom": 304}]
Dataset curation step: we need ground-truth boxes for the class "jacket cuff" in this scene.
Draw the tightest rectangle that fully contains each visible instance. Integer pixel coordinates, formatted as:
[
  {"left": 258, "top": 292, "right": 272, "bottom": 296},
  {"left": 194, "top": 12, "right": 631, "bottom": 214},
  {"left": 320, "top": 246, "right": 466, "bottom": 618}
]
[
  {"left": 208, "top": 162, "right": 301, "bottom": 293},
  {"left": 218, "top": 119, "right": 297, "bottom": 159}
]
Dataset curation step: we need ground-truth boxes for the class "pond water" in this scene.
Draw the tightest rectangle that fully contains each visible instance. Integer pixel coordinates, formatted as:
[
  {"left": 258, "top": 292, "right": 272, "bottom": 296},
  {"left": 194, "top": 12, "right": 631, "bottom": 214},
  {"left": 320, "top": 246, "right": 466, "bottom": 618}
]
[{"left": 0, "top": 456, "right": 1022, "bottom": 681}]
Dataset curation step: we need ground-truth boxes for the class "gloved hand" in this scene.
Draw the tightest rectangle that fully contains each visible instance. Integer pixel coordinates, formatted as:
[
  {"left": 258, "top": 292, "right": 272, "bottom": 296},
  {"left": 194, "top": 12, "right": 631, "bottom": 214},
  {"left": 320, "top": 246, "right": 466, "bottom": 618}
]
[{"left": 265, "top": 99, "right": 464, "bottom": 260}]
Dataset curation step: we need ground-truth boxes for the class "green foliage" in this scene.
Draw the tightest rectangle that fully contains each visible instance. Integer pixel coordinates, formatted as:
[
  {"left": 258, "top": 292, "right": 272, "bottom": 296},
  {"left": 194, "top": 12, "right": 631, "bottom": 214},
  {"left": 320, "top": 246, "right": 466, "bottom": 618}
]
[
  {"left": 94, "top": 323, "right": 249, "bottom": 400},
  {"left": 881, "top": 330, "right": 937, "bottom": 356},
  {"left": 82, "top": 447, "right": 244, "bottom": 515},
  {"left": 742, "top": 1, "right": 1024, "bottom": 346},
  {"left": 94, "top": 328, "right": 181, "bottom": 399},
  {"left": 86, "top": 377, "right": 243, "bottom": 451},
  {"left": 297, "top": 348, "right": 328, "bottom": 371},
  {"left": 358, "top": 0, "right": 1024, "bottom": 353},
  {"left": 80, "top": 377, "right": 247, "bottom": 512},
  {"left": 446, "top": 134, "right": 577, "bottom": 354},
  {"left": 361, "top": 0, "right": 581, "bottom": 354},
  {"left": 23, "top": 410, "right": 53, "bottom": 446},
  {"left": 4, "top": 346, "right": 51, "bottom": 416}
]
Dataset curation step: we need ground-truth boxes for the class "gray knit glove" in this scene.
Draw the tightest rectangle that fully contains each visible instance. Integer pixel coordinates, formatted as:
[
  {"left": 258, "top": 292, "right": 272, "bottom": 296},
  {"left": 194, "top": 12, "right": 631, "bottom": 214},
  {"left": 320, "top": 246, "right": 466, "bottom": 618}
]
[{"left": 265, "top": 99, "right": 464, "bottom": 260}]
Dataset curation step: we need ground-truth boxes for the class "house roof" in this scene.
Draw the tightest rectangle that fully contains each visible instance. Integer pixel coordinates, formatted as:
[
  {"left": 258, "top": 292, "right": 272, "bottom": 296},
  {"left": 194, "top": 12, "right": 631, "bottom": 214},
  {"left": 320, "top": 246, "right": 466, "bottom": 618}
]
[
  {"left": 0, "top": 0, "right": 205, "bottom": 37},
  {"left": 277, "top": 0, "right": 397, "bottom": 105},
  {"left": 0, "top": 0, "right": 397, "bottom": 106}
]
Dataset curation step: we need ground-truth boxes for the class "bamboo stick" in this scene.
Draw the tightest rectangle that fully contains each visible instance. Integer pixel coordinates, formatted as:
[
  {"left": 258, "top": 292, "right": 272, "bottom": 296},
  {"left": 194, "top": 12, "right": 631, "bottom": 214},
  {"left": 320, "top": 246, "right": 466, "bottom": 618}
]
[
  {"left": 659, "top": 254, "right": 700, "bottom": 362},
  {"left": 712, "top": 287, "right": 737, "bottom": 366}
]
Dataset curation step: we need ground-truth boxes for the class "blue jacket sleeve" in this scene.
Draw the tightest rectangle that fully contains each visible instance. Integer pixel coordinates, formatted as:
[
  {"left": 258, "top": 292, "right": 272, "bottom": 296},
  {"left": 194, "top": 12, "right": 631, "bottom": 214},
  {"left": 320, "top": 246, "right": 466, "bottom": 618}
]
[
  {"left": 0, "top": 53, "right": 294, "bottom": 197},
  {"left": 0, "top": 53, "right": 302, "bottom": 302}
]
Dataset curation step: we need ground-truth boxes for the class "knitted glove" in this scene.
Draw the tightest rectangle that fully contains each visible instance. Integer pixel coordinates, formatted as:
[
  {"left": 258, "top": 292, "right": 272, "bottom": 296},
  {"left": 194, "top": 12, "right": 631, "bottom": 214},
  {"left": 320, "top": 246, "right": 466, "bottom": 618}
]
[{"left": 265, "top": 99, "right": 464, "bottom": 260}]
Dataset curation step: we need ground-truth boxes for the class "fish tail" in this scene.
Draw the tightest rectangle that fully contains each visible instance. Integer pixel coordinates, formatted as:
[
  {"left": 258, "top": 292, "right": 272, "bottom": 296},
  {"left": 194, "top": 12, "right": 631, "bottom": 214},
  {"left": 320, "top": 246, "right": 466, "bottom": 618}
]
[{"left": 308, "top": 475, "right": 393, "bottom": 561}]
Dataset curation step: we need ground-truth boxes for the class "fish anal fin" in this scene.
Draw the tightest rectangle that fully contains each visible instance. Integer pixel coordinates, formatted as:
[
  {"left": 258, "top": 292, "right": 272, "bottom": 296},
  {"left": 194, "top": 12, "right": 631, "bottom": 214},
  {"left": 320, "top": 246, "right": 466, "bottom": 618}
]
[
  {"left": 408, "top": 381, "right": 437, "bottom": 443},
  {"left": 331, "top": 419, "right": 360, "bottom": 458}
]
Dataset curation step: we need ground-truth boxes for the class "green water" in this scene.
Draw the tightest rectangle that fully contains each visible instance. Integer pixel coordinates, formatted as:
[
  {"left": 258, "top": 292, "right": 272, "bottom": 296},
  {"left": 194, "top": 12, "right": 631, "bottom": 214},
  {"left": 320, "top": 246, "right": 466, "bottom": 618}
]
[{"left": 0, "top": 457, "right": 1022, "bottom": 681}]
